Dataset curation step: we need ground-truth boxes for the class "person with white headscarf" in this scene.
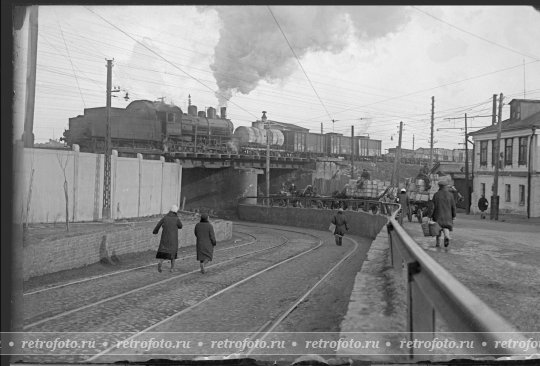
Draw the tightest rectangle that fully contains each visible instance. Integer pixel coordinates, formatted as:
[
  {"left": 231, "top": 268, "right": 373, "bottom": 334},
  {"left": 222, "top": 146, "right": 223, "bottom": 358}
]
[{"left": 153, "top": 204, "right": 182, "bottom": 272}]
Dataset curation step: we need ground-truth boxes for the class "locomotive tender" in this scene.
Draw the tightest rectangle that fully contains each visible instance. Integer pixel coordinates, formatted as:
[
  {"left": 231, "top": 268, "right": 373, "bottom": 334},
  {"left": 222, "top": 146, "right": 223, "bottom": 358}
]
[{"left": 63, "top": 98, "right": 383, "bottom": 160}]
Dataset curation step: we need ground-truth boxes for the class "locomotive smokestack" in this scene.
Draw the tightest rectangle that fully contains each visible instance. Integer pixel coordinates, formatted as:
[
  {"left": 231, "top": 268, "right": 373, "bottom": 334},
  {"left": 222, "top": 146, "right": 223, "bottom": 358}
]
[
  {"left": 221, "top": 107, "right": 227, "bottom": 119},
  {"left": 188, "top": 105, "right": 197, "bottom": 116}
]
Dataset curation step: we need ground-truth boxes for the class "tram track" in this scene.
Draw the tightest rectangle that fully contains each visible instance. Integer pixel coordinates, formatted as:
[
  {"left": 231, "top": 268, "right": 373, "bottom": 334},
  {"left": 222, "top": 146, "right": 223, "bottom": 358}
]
[
  {"left": 85, "top": 225, "right": 363, "bottom": 362},
  {"left": 24, "top": 231, "right": 257, "bottom": 296},
  {"left": 23, "top": 230, "right": 291, "bottom": 330},
  {"left": 85, "top": 225, "right": 326, "bottom": 362}
]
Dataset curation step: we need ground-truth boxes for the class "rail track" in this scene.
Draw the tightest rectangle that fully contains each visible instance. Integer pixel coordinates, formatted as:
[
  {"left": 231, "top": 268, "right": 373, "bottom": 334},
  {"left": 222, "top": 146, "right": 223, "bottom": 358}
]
[{"left": 19, "top": 223, "right": 365, "bottom": 363}]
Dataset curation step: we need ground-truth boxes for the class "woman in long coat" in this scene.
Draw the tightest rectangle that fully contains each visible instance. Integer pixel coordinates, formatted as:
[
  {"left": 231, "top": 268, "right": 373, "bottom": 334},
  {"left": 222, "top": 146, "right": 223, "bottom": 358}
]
[
  {"left": 431, "top": 180, "right": 456, "bottom": 247},
  {"left": 194, "top": 213, "right": 216, "bottom": 274},
  {"left": 331, "top": 208, "right": 349, "bottom": 246},
  {"left": 153, "top": 205, "right": 183, "bottom": 272}
]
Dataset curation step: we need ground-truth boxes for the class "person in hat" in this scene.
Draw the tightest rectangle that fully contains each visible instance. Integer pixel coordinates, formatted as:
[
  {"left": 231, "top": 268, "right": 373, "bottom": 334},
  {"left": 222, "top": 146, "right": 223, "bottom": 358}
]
[
  {"left": 478, "top": 194, "right": 489, "bottom": 219},
  {"left": 331, "top": 208, "right": 349, "bottom": 246},
  {"left": 397, "top": 188, "right": 410, "bottom": 224},
  {"left": 431, "top": 179, "right": 456, "bottom": 247},
  {"left": 194, "top": 213, "right": 216, "bottom": 274},
  {"left": 153, "top": 204, "right": 183, "bottom": 272}
]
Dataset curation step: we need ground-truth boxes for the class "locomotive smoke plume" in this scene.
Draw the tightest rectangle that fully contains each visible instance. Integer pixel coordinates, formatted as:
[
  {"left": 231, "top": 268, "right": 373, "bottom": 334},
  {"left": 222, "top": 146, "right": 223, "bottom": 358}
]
[{"left": 209, "top": 6, "right": 411, "bottom": 106}]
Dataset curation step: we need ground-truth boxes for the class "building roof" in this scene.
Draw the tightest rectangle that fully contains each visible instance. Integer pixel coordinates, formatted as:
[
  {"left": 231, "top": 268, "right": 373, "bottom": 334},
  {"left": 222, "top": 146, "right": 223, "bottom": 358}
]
[
  {"left": 253, "top": 119, "right": 309, "bottom": 132},
  {"left": 469, "top": 110, "right": 540, "bottom": 137},
  {"left": 431, "top": 161, "right": 465, "bottom": 175}
]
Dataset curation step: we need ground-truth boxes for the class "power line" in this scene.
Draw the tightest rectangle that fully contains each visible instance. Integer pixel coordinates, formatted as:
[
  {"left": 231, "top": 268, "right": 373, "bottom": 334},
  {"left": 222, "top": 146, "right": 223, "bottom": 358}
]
[
  {"left": 267, "top": 6, "right": 334, "bottom": 124},
  {"left": 83, "top": 6, "right": 259, "bottom": 120},
  {"left": 412, "top": 6, "right": 540, "bottom": 61}
]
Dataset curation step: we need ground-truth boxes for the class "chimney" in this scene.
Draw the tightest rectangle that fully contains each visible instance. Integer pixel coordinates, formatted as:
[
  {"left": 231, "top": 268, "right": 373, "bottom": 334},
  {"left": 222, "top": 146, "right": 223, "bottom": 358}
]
[
  {"left": 207, "top": 107, "right": 216, "bottom": 119},
  {"left": 220, "top": 107, "right": 227, "bottom": 119},
  {"left": 188, "top": 105, "right": 197, "bottom": 116}
]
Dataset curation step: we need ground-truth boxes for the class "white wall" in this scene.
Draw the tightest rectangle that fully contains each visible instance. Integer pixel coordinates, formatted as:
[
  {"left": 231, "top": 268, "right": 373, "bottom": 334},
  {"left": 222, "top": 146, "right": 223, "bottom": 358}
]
[{"left": 19, "top": 147, "right": 182, "bottom": 224}]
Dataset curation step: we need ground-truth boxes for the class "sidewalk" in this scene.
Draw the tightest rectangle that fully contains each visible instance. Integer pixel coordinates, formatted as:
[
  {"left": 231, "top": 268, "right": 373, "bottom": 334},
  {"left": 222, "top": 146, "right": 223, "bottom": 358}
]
[{"left": 402, "top": 214, "right": 540, "bottom": 335}]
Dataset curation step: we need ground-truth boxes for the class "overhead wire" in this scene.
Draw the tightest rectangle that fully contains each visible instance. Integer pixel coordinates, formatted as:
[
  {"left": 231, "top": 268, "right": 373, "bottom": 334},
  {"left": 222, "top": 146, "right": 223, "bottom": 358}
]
[{"left": 267, "top": 6, "right": 334, "bottom": 124}]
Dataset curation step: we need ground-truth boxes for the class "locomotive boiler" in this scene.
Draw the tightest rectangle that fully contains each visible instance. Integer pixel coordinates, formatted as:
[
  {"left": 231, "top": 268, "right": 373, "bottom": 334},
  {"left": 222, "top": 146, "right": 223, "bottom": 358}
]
[{"left": 64, "top": 99, "right": 234, "bottom": 155}]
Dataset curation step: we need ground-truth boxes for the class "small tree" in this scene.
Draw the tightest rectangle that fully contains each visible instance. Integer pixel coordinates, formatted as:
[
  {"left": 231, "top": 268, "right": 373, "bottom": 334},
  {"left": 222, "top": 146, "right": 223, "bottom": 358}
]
[{"left": 56, "top": 153, "right": 70, "bottom": 231}]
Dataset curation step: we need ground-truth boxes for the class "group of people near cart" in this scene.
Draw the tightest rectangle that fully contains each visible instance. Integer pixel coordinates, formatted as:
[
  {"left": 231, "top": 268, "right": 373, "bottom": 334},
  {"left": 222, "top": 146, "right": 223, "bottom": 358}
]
[
  {"left": 153, "top": 205, "right": 216, "bottom": 274},
  {"left": 330, "top": 176, "right": 458, "bottom": 248}
]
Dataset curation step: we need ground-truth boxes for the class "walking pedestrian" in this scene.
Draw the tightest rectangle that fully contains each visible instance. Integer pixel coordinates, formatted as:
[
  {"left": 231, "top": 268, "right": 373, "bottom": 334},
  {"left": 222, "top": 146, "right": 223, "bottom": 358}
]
[
  {"left": 478, "top": 195, "right": 489, "bottom": 219},
  {"left": 431, "top": 179, "right": 456, "bottom": 247},
  {"left": 153, "top": 204, "right": 183, "bottom": 272},
  {"left": 194, "top": 213, "right": 216, "bottom": 274},
  {"left": 331, "top": 208, "right": 349, "bottom": 246},
  {"left": 397, "top": 188, "right": 410, "bottom": 224}
]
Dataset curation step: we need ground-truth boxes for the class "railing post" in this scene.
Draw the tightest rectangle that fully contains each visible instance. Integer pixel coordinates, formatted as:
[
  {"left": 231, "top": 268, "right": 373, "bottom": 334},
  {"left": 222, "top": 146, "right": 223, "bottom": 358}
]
[{"left": 407, "top": 261, "right": 436, "bottom": 359}]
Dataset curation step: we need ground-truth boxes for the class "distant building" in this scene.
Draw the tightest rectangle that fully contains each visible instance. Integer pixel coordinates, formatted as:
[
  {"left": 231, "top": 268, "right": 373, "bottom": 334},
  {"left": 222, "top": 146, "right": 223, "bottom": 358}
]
[
  {"left": 34, "top": 139, "right": 66, "bottom": 149},
  {"left": 469, "top": 99, "right": 540, "bottom": 217}
]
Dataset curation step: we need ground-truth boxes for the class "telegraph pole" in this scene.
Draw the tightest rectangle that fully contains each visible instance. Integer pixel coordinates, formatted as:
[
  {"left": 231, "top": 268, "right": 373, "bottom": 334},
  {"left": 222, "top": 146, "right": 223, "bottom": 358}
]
[
  {"left": 491, "top": 93, "right": 503, "bottom": 220},
  {"left": 351, "top": 126, "right": 355, "bottom": 179},
  {"left": 262, "top": 111, "right": 270, "bottom": 201},
  {"left": 392, "top": 122, "right": 403, "bottom": 186},
  {"left": 429, "top": 96, "right": 435, "bottom": 168},
  {"left": 464, "top": 113, "right": 470, "bottom": 214},
  {"left": 102, "top": 59, "right": 113, "bottom": 221},
  {"left": 492, "top": 94, "right": 497, "bottom": 126},
  {"left": 22, "top": 6, "right": 39, "bottom": 148}
]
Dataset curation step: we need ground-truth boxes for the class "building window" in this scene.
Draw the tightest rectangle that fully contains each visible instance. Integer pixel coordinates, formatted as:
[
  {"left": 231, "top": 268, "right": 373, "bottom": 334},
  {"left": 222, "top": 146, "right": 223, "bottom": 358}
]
[
  {"left": 480, "top": 141, "right": 487, "bottom": 166},
  {"left": 518, "top": 137, "right": 528, "bottom": 165},
  {"left": 504, "top": 138, "right": 513, "bottom": 166},
  {"left": 491, "top": 140, "right": 498, "bottom": 167},
  {"left": 519, "top": 185, "right": 525, "bottom": 205},
  {"left": 505, "top": 184, "right": 511, "bottom": 202},
  {"left": 481, "top": 183, "right": 486, "bottom": 196}
]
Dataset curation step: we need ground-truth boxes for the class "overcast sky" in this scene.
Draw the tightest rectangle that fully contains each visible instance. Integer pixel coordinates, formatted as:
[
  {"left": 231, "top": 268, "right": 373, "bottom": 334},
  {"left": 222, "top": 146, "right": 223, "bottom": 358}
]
[{"left": 14, "top": 5, "right": 540, "bottom": 152}]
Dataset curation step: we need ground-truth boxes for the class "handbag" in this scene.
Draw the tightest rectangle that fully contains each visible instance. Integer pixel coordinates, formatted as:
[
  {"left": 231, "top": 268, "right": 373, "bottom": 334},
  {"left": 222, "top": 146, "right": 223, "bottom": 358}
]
[{"left": 328, "top": 223, "right": 336, "bottom": 233}]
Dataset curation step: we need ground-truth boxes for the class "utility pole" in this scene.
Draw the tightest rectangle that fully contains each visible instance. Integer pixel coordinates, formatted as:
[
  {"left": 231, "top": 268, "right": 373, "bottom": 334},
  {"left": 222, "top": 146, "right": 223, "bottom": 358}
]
[
  {"left": 392, "top": 122, "right": 403, "bottom": 186},
  {"left": 430, "top": 96, "right": 435, "bottom": 168},
  {"left": 320, "top": 122, "right": 323, "bottom": 135},
  {"left": 22, "top": 6, "right": 39, "bottom": 147},
  {"left": 102, "top": 59, "right": 113, "bottom": 221},
  {"left": 263, "top": 111, "right": 270, "bottom": 202},
  {"left": 351, "top": 125, "right": 355, "bottom": 179},
  {"left": 412, "top": 134, "right": 415, "bottom": 151},
  {"left": 491, "top": 93, "right": 503, "bottom": 220},
  {"left": 464, "top": 113, "right": 470, "bottom": 214},
  {"left": 492, "top": 94, "right": 497, "bottom": 126}
]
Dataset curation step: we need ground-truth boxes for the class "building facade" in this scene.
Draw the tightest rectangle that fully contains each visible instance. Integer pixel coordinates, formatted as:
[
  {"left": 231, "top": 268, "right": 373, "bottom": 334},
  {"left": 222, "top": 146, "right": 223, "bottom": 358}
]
[{"left": 469, "top": 99, "right": 540, "bottom": 217}]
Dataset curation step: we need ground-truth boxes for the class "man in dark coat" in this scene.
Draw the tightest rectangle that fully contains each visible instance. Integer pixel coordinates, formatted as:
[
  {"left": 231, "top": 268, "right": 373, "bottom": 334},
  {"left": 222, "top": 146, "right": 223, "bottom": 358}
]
[
  {"left": 331, "top": 208, "right": 349, "bottom": 246},
  {"left": 153, "top": 204, "right": 183, "bottom": 272},
  {"left": 478, "top": 195, "right": 489, "bottom": 219},
  {"left": 194, "top": 213, "right": 216, "bottom": 274},
  {"left": 431, "top": 180, "right": 456, "bottom": 247},
  {"left": 397, "top": 188, "right": 410, "bottom": 224}
]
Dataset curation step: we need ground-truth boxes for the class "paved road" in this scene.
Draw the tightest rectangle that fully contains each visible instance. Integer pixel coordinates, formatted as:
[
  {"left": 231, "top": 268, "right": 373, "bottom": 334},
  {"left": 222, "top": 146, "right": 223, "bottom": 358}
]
[{"left": 401, "top": 214, "right": 540, "bottom": 336}]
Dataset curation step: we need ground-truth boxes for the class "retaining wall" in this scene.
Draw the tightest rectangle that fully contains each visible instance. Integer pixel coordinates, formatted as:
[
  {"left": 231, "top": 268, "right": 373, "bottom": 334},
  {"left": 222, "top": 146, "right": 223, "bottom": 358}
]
[
  {"left": 24, "top": 219, "right": 232, "bottom": 280},
  {"left": 237, "top": 204, "right": 388, "bottom": 239}
]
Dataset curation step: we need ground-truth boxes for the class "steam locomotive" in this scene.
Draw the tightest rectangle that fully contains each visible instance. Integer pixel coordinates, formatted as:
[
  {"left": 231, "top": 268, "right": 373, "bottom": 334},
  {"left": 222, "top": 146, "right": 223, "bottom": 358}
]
[{"left": 63, "top": 98, "right": 383, "bottom": 160}]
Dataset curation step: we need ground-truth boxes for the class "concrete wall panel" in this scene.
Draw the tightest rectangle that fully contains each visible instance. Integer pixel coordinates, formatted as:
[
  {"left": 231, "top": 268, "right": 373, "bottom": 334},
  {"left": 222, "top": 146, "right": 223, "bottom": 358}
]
[
  {"left": 237, "top": 204, "right": 388, "bottom": 239},
  {"left": 21, "top": 148, "right": 183, "bottom": 223},
  {"left": 113, "top": 157, "right": 140, "bottom": 219}
]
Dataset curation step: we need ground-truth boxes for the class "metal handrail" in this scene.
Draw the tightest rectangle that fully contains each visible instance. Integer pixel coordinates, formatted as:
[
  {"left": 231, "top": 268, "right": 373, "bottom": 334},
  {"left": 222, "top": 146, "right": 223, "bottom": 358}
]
[{"left": 387, "top": 216, "right": 537, "bottom": 358}]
